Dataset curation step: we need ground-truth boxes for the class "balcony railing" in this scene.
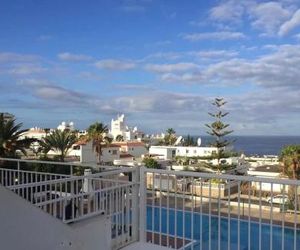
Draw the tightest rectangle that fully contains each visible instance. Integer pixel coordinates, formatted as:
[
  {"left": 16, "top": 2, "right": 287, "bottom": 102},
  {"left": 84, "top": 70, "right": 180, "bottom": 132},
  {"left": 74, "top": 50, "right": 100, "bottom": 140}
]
[
  {"left": 1, "top": 158, "right": 300, "bottom": 250},
  {"left": 0, "top": 158, "right": 139, "bottom": 250},
  {"left": 140, "top": 168, "right": 300, "bottom": 250}
]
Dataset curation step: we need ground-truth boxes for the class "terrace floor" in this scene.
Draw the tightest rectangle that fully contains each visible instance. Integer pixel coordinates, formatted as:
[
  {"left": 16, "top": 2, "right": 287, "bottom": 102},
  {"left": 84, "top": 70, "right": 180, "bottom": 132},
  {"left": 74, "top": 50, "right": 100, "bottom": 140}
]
[{"left": 120, "top": 242, "right": 169, "bottom": 250}]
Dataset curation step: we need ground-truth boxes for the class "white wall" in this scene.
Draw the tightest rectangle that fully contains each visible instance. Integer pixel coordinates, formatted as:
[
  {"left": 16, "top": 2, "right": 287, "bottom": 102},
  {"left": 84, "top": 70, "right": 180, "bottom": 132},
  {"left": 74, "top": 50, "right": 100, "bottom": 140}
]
[
  {"left": 126, "top": 145, "right": 148, "bottom": 158},
  {"left": 149, "top": 146, "right": 219, "bottom": 160},
  {"left": 0, "top": 186, "right": 110, "bottom": 250},
  {"left": 175, "top": 146, "right": 218, "bottom": 157},
  {"left": 80, "top": 141, "right": 120, "bottom": 164},
  {"left": 149, "top": 147, "right": 175, "bottom": 160},
  {"left": 80, "top": 142, "right": 97, "bottom": 164}
]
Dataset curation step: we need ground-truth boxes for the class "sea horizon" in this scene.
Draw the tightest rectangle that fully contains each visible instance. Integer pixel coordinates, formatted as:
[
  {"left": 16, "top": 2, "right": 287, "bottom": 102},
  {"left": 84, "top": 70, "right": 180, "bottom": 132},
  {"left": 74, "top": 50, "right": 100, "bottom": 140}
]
[{"left": 187, "top": 135, "right": 300, "bottom": 156}]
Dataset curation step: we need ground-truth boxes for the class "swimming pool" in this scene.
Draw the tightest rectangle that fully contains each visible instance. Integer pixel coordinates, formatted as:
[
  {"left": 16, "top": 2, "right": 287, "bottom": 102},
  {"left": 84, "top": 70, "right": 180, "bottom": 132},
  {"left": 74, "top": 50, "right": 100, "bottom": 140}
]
[{"left": 146, "top": 206, "right": 300, "bottom": 250}]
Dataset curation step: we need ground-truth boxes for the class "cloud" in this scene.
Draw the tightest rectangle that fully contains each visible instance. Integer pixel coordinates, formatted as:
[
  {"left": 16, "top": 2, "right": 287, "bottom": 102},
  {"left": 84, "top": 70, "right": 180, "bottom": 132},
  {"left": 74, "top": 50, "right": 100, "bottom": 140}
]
[
  {"left": 111, "top": 91, "right": 209, "bottom": 113},
  {"left": 119, "top": 0, "right": 152, "bottom": 12},
  {"left": 182, "top": 31, "right": 246, "bottom": 41},
  {"left": 145, "top": 63, "right": 199, "bottom": 73},
  {"left": 278, "top": 9, "right": 300, "bottom": 36},
  {"left": 8, "top": 64, "right": 47, "bottom": 75},
  {"left": 95, "top": 59, "right": 136, "bottom": 70},
  {"left": 113, "top": 84, "right": 154, "bottom": 91},
  {"left": 18, "top": 78, "right": 118, "bottom": 115},
  {"left": 142, "top": 52, "right": 182, "bottom": 61},
  {"left": 249, "top": 1, "right": 292, "bottom": 35},
  {"left": 209, "top": 0, "right": 245, "bottom": 23},
  {"left": 155, "top": 44, "right": 300, "bottom": 91},
  {"left": 37, "top": 35, "right": 52, "bottom": 41},
  {"left": 57, "top": 52, "right": 93, "bottom": 62},
  {"left": 19, "top": 79, "right": 88, "bottom": 104},
  {"left": 0, "top": 52, "right": 39, "bottom": 63},
  {"left": 189, "top": 50, "right": 238, "bottom": 59}
]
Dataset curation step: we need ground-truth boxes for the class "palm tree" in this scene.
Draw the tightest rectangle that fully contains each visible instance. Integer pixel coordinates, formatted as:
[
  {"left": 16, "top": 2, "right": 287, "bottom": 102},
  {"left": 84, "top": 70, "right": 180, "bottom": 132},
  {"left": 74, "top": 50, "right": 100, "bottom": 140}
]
[
  {"left": 41, "top": 130, "right": 77, "bottom": 162},
  {"left": 116, "top": 134, "right": 124, "bottom": 142},
  {"left": 86, "top": 122, "right": 111, "bottom": 164},
  {"left": 279, "top": 145, "right": 300, "bottom": 180},
  {"left": 0, "top": 114, "right": 35, "bottom": 158},
  {"left": 279, "top": 145, "right": 300, "bottom": 210}
]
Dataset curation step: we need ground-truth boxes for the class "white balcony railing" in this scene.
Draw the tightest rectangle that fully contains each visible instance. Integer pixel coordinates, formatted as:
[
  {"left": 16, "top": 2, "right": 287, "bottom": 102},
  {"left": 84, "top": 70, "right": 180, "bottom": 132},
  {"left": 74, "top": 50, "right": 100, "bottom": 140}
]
[
  {"left": 139, "top": 168, "right": 300, "bottom": 250},
  {"left": 0, "top": 158, "right": 139, "bottom": 250},
  {"left": 1, "top": 158, "right": 300, "bottom": 250}
]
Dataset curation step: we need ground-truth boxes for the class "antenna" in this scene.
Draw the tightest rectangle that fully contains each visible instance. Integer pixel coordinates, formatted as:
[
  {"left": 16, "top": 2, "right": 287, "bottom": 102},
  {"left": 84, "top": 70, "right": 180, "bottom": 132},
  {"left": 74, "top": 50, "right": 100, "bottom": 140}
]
[{"left": 174, "top": 136, "right": 183, "bottom": 146}]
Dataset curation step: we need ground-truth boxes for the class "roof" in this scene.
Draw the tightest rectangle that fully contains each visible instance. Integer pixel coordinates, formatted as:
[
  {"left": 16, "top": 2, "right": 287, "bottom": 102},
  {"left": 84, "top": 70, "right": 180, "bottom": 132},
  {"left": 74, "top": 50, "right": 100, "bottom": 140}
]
[
  {"left": 103, "top": 144, "right": 121, "bottom": 148},
  {"left": 75, "top": 140, "right": 120, "bottom": 148},
  {"left": 250, "top": 165, "right": 281, "bottom": 173},
  {"left": 115, "top": 141, "right": 146, "bottom": 147},
  {"left": 120, "top": 153, "right": 134, "bottom": 158}
]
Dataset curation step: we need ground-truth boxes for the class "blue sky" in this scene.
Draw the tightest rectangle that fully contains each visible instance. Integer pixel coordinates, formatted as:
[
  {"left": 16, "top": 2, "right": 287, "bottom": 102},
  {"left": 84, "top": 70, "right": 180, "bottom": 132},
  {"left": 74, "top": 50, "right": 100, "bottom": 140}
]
[{"left": 1, "top": 0, "right": 300, "bottom": 135}]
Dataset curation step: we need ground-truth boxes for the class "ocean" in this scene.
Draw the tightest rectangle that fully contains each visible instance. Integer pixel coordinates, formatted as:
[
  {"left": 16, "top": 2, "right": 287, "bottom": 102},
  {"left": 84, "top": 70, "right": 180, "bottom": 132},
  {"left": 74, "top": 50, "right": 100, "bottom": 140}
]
[{"left": 194, "top": 136, "right": 300, "bottom": 156}]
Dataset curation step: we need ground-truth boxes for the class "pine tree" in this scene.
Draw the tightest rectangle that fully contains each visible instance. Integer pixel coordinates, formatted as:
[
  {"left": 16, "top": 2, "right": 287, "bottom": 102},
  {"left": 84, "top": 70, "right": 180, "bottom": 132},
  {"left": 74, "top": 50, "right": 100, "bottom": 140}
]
[{"left": 205, "top": 98, "right": 233, "bottom": 170}]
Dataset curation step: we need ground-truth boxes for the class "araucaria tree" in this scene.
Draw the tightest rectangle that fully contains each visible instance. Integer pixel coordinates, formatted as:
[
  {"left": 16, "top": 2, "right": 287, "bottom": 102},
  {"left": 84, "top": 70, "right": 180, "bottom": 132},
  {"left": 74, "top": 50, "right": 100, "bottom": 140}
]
[
  {"left": 0, "top": 114, "right": 35, "bottom": 158},
  {"left": 206, "top": 98, "right": 233, "bottom": 170},
  {"left": 164, "top": 128, "right": 177, "bottom": 145}
]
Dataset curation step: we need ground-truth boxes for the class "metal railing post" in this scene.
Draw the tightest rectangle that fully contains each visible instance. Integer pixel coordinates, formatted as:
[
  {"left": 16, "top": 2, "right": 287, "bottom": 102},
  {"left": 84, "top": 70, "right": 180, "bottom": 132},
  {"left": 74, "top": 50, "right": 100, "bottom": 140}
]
[
  {"left": 17, "top": 160, "right": 20, "bottom": 184},
  {"left": 70, "top": 165, "right": 73, "bottom": 176},
  {"left": 139, "top": 166, "right": 146, "bottom": 243},
  {"left": 131, "top": 167, "right": 140, "bottom": 242}
]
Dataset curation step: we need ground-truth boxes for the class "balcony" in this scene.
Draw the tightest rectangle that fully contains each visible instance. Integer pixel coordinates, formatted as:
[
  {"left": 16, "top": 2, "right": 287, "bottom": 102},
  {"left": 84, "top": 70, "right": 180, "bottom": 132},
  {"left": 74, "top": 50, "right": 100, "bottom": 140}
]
[{"left": 0, "top": 158, "right": 299, "bottom": 250}]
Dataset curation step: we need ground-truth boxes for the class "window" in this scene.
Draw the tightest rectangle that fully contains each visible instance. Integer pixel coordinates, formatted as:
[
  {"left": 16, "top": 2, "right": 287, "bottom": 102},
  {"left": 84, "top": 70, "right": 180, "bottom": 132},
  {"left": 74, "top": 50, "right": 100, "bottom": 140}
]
[
  {"left": 172, "top": 150, "right": 176, "bottom": 157},
  {"left": 186, "top": 150, "right": 189, "bottom": 153},
  {"left": 112, "top": 150, "right": 118, "bottom": 155}
]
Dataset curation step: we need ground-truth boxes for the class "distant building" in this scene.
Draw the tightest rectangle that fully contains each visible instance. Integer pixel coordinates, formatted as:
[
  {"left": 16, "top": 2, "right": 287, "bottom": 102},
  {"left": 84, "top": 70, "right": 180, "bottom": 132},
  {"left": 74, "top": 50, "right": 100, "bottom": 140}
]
[
  {"left": 247, "top": 165, "right": 287, "bottom": 193},
  {"left": 57, "top": 121, "right": 75, "bottom": 131},
  {"left": 114, "top": 141, "right": 148, "bottom": 158},
  {"left": 149, "top": 145, "right": 221, "bottom": 160},
  {"left": 20, "top": 127, "right": 47, "bottom": 140},
  {"left": 110, "top": 114, "right": 145, "bottom": 141},
  {"left": 75, "top": 141, "right": 121, "bottom": 164}
]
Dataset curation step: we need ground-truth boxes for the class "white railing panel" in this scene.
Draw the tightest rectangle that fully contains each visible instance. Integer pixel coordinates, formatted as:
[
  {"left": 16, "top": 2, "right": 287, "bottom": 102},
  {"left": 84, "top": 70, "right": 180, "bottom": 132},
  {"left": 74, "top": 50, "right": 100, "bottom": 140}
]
[{"left": 142, "top": 169, "right": 300, "bottom": 250}]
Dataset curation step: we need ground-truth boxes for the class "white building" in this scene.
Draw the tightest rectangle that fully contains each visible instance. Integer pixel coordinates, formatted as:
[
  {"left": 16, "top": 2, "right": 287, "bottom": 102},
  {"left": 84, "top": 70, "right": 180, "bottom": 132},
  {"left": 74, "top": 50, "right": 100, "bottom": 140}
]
[
  {"left": 76, "top": 141, "right": 121, "bottom": 164},
  {"left": 20, "top": 127, "right": 47, "bottom": 140},
  {"left": 115, "top": 141, "right": 148, "bottom": 158},
  {"left": 248, "top": 165, "right": 288, "bottom": 193},
  {"left": 110, "top": 114, "right": 145, "bottom": 141},
  {"left": 149, "top": 145, "right": 220, "bottom": 160},
  {"left": 57, "top": 121, "right": 75, "bottom": 131}
]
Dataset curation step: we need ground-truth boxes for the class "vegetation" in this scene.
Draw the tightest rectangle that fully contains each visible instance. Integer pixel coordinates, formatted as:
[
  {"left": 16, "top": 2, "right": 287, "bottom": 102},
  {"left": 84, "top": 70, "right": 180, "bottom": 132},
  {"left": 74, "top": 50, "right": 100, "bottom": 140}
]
[
  {"left": 86, "top": 122, "right": 112, "bottom": 164},
  {"left": 183, "top": 134, "right": 196, "bottom": 146},
  {"left": 115, "top": 134, "right": 124, "bottom": 142},
  {"left": 41, "top": 130, "right": 77, "bottom": 162},
  {"left": 0, "top": 113, "right": 35, "bottom": 158},
  {"left": 205, "top": 98, "right": 233, "bottom": 171},
  {"left": 143, "top": 157, "right": 161, "bottom": 169},
  {"left": 163, "top": 128, "right": 177, "bottom": 145},
  {"left": 279, "top": 145, "right": 300, "bottom": 179}
]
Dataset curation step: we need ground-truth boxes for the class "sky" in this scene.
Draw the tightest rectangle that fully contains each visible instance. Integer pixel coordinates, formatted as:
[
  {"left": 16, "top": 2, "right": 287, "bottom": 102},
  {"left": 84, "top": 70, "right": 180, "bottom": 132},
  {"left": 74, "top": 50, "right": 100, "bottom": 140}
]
[{"left": 1, "top": 0, "right": 300, "bottom": 136}]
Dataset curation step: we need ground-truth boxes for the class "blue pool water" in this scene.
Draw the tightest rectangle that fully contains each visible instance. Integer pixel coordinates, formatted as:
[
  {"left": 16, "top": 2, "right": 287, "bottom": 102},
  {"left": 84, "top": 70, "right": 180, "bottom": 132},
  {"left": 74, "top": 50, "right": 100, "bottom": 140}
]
[{"left": 147, "top": 207, "right": 300, "bottom": 250}]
